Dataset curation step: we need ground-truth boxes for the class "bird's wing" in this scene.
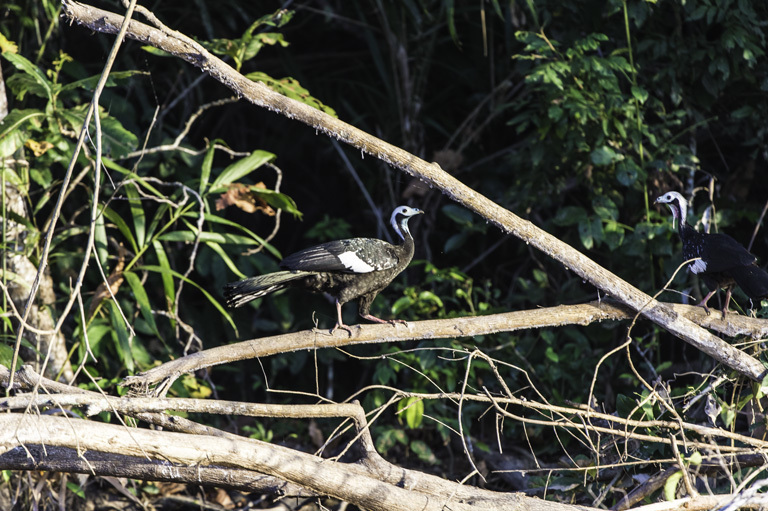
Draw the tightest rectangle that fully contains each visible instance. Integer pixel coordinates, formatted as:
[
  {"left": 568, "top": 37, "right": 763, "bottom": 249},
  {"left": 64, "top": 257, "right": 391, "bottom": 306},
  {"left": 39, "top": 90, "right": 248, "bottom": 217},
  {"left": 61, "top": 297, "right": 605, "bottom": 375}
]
[
  {"left": 280, "top": 238, "right": 400, "bottom": 274},
  {"left": 697, "top": 233, "right": 757, "bottom": 273}
]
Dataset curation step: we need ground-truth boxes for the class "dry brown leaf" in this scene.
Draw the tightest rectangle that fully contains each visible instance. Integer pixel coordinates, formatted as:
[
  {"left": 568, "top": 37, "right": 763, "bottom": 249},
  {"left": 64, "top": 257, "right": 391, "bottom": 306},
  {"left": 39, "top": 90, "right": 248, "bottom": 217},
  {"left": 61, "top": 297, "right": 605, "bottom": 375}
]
[{"left": 215, "top": 183, "right": 275, "bottom": 216}]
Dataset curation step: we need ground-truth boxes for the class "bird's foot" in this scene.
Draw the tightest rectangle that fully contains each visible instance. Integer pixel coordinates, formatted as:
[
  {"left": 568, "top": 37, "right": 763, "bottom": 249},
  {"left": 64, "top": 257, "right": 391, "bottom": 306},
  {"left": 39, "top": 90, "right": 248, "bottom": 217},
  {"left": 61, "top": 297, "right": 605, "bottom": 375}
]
[
  {"left": 361, "top": 314, "right": 407, "bottom": 327},
  {"left": 330, "top": 322, "right": 354, "bottom": 336},
  {"left": 719, "top": 308, "right": 728, "bottom": 320}
]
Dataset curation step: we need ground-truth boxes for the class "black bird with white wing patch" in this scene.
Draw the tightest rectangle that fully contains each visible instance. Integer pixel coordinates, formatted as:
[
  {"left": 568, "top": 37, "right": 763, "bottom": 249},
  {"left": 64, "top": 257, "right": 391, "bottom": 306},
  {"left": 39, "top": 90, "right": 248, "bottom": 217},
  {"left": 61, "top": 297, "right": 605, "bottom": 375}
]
[
  {"left": 224, "top": 206, "right": 424, "bottom": 333},
  {"left": 655, "top": 191, "right": 768, "bottom": 317}
]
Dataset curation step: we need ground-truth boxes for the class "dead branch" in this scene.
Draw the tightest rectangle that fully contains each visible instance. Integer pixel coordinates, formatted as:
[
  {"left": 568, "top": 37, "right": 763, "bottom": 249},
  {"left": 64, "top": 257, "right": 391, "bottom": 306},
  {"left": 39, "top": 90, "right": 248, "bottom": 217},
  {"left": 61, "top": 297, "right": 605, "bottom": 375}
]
[
  {"left": 0, "top": 412, "right": 592, "bottom": 511},
  {"left": 0, "top": 444, "right": 314, "bottom": 498},
  {"left": 122, "top": 300, "right": 768, "bottom": 391},
  {"left": 60, "top": 0, "right": 766, "bottom": 381}
]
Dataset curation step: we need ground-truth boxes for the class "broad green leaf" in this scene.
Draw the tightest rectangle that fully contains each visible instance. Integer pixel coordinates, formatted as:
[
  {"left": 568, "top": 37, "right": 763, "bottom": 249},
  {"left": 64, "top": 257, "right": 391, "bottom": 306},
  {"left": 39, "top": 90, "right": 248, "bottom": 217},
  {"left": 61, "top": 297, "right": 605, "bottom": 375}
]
[
  {"left": 2, "top": 52, "right": 54, "bottom": 102},
  {"left": 663, "top": 471, "right": 682, "bottom": 501},
  {"left": 101, "top": 206, "right": 139, "bottom": 255},
  {"left": 247, "top": 188, "right": 302, "bottom": 219},
  {"left": 123, "top": 271, "right": 160, "bottom": 337},
  {"left": 0, "top": 109, "right": 45, "bottom": 158},
  {"left": 590, "top": 145, "right": 623, "bottom": 166},
  {"left": 552, "top": 206, "right": 587, "bottom": 226},
  {"left": 205, "top": 241, "right": 247, "bottom": 279},
  {"left": 125, "top": 183, "right": 146, "bottom": 248},
  {"left": 198, "top": 142, "right": 219, "bottom": 195},
  {"left": 592, "top": 195, "right": 618, "bottom": 221},
  {"left": 616, "top": 160, "right": 641, "bottom": 187},
  {"left": 188, "top": 212, "right": 281, "bottom": 258},
  {"left": 398, "top": 397, "right": 424, "bottom": 429},
  {"left": 61, "top": 70, "right": 147, "bottom": 93},
  {"left": 139, "top": 264, "right": 237, "bottom": 333},
  {"left": 59, "top": 106, "right": 138, "bottom": 158},
  {"left": 108, "top": 300, "right": 134, "bottom": 373},
  {"left": 631, "top": 85, "right": 649, "bottom": 103},
  {"left": 410, "top": 440, "right": 438, "bottom": 465},
  {"left": 153, "top": 240, "right": 176, "bottom": 311},
  {"left": 391, "top": 295, "right": 414, "bottom": 316},
  {"left": 442, "top": 204, "right": 474, "bottom": 226},
  {"left": 578, "top": 218, "right": 594, "bottom": 249},
  {"left": 211, "top": 150, "right": 276, "bottom": 189},
  {"left": 159, "top": 230, "right": 268, "bottom": 246},
  {"left": 94, "top": 211, "right": 109, "bottom": 272},
  {"left": 245, "top": 72, "right": 338, "bottom": 117}
]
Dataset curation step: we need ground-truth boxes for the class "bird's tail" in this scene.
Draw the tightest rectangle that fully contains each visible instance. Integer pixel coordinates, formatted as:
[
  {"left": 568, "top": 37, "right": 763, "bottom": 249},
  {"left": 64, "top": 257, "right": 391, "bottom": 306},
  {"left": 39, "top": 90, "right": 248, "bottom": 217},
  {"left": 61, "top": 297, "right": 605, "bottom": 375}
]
[
  {"left": 223, "top": 271, "right": 309, "bottom": 308},
  {"left": 730, "top": 264, "right": 768, "bottom": 301}
]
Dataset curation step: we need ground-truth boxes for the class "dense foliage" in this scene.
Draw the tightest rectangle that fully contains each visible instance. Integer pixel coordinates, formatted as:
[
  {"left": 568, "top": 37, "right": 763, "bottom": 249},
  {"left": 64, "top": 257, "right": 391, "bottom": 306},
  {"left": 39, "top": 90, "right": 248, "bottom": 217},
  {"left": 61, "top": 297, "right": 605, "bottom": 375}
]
[{"left": 2, "top": 0, "right": 768, "bottom": 507}]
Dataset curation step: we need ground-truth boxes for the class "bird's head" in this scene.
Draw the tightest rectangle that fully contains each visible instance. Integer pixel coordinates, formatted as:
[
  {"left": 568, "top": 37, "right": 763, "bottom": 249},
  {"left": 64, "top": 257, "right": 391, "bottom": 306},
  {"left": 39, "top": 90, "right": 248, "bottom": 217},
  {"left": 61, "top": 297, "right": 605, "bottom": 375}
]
[
  {"left": 655, "top": 191, "right": 687, "bottom": 229},
  {"left": 391, "top": 206, "right": 424, "bottom": 240}
]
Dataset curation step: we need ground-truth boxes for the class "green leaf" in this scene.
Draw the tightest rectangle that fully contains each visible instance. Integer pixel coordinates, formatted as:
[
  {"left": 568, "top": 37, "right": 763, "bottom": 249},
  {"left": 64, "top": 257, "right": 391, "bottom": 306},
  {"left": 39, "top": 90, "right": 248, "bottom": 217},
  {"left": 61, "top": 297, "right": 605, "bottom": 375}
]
[
  {"left": 663, "top": 471, "right": 682, "bottom": 501},
  {"left": 631, "top": 85, "right": 649, "bottom": 103},
  {"left": 210, "top": 150, "right": 276, "bottom": 189},
  {"left": 552, "top": 206, "right": 587, "bottom": 226},
  {"left": 158, "top": 230, "right": 268, "bottom": 246},
  {"left": 375, "top": 428, "right": 407, "bottom": 454},
  {"left": 59, "top": 106, "right": 138, "bottom": 158},
  {"left": 616, "top": 160, "right": 641, "bottom": 186},
  {"left": 590, "top": 146, "right": 623, "bottom": 166},
  {"left": 245, "top": 72, "right": 338, "bottom": 117},
  {"left": 545, "top": 346, "right": 559, "bottom": 363},
  {"left": 442, "top": 204, "right": 474, "bottom": 226},
  {"left": 190, "top": 212, "right": 281, "bottom": 258},
  {"left": 205, "top": 241, "right": 247, "bottom": 279},
  {"left": 101, "top": 206, "right": 139, "bottom": 255},
  {"left": 61, "top": 70, "right": 148, "bottom": 93},
  {"left": 123, "top": 271, "right": 161, "bottom": 337},
  {"left": 108, "top": 300, "right": 134, "bottom": 373},
  {"left": 391, "top": 295, "right": 414, "bottom": 316},
  {"left": 94, "top": 211, "right": 109, "bottom": 272},
  {"left": 0, "top": 109, "right": 45, "bottom": 158},
  {"left": 398, "top": 397, "right": 424, "bottom": 429},
  {"left": 198, "top": 142, "right": 218, "bottom": 195},
  {"left": 138, "top": 264, "right": 237, "bottom": 334},
  {"left": 153, "top": 240, "right": 176, "bottom": 310},
  {"left": 2, "top": 52, "right": 55, "bottom": 102},
  {"left": 247, "top": 188, "right": 302, "bottom": 219},
  {"left": 578, "top": 218, "right": 594, "bottom": 249},
  {"left": 592, "top": 195, "right": 618, "bottom": 221},
  {"left": 410, "top": 440, "right": 439, "bottom": 465},
  {"left": 125, "top": 183, "right": 146, "bottom": 248}
]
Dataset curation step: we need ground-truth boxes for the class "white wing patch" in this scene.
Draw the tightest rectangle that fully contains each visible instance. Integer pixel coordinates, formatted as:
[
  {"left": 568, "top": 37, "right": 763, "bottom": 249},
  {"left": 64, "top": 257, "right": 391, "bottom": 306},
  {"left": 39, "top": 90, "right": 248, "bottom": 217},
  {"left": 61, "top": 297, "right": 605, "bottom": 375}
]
[
  {"left": 690, "top": 259, "right": 707, "bottom": 274},
  {"left": 337, "top": 251, "right": 376, "bottom": 273}
]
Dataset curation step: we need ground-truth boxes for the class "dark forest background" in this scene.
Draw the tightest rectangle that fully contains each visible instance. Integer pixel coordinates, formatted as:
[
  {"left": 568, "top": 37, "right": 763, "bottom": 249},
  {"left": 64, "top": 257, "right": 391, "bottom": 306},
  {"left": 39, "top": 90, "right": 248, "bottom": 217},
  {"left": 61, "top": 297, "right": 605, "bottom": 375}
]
[{"left": 2, "top": 0, "right": 768, "bottom": 507}]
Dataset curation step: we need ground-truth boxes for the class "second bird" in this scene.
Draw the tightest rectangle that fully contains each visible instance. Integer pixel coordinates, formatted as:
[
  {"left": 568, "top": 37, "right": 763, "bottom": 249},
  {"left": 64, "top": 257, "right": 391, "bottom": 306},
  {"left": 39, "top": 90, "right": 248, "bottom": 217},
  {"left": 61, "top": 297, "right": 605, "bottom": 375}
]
[
  {"left": 224, "top": 205, "right": 423, "bottom": 333},
  {"left": 656, "top": 191, "right": 768, "bottom": 317}
]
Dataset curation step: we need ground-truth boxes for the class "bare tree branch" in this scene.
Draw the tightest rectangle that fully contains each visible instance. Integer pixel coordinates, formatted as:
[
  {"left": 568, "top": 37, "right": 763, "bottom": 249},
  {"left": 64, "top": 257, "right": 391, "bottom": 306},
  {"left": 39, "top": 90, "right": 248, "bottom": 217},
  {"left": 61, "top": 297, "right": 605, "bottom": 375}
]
[
  {"left": 122, "top": 300, "right": 768, "bottom": 391},
  {"left": 60, "top": 0, "right": 767, "bottom": 381},
  {"left": 0, "top": 412, "right": 594, "bottom": 511}
]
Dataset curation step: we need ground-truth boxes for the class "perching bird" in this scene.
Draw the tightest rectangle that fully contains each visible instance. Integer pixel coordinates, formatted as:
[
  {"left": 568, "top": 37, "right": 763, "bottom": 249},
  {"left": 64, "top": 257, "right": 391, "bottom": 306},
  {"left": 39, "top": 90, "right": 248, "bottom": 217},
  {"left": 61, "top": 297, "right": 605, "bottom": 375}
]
[
  {"left": 224, "top": 205, "right": 424, "bottom": 333},
  {"left": 655, "top": 191, "right": 768, "bottom": 317}
]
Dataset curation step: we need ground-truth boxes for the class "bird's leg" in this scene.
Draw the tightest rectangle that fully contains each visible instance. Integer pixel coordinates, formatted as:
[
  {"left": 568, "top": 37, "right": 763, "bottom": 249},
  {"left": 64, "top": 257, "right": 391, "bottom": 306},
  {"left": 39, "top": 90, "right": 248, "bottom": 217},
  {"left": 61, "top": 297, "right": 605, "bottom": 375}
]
[
  {"left": 358, "top": 296, "right": 407, "bottom": 327},
  {"left": 330, "top": 300, "right": 353, "bottom": 336},
  {"left": 696, "top": 289, "right": 718, "bottom": 316},
  {"left": 720, "top": 287, "right": 734, "bottom": 319}
]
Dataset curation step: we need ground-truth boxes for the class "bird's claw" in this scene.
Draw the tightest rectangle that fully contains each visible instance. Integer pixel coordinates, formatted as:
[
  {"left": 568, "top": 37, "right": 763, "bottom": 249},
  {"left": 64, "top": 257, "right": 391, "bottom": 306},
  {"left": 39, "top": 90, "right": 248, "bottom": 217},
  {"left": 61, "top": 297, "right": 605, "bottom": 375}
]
[{"left": 330, "top": 323, "right": 354, "bottom": 336}]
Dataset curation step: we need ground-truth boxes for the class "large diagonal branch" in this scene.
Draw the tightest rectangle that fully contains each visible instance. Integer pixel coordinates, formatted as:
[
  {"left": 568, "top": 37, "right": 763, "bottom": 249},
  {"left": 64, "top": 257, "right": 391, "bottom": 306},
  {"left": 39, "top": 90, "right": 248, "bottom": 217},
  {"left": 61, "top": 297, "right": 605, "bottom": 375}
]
[
  {"left": 61, "top": 0, "right": 765, "bottom": 381},
  {"left": 124, "top": 301, "right": 768, "bottom": 391}
]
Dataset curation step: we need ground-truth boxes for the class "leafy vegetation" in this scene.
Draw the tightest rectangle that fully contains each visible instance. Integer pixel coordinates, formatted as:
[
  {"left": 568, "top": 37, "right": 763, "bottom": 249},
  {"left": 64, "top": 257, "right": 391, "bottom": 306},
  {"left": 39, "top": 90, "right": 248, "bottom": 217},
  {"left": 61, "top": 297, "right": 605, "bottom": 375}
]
[{"left": 2, "top": 0, "right": 768, "bottom": 508}]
